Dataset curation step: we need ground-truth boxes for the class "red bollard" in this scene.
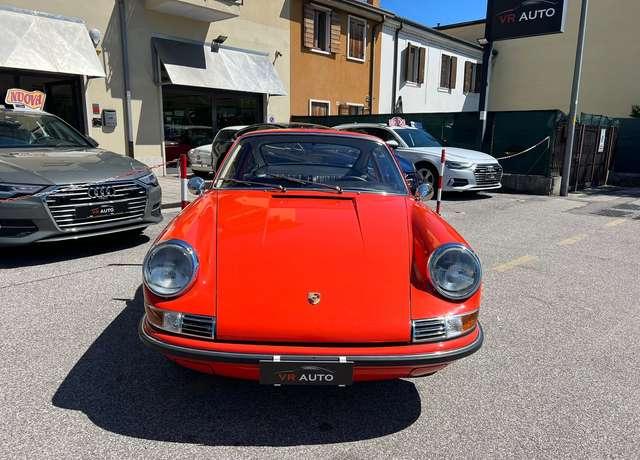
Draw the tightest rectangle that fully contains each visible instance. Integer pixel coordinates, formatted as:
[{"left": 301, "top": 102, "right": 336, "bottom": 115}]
[
  {"left": 436, "top": 148, "right": 445, "bottom": 215},
  {"left": 180, "top": 153, "right": 188, "bottom": 209}
]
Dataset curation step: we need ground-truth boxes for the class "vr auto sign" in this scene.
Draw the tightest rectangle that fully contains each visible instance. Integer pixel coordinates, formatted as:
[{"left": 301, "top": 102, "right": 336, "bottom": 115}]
[{"left": 491, "top": 0, "right": 567, "bottom": 41}]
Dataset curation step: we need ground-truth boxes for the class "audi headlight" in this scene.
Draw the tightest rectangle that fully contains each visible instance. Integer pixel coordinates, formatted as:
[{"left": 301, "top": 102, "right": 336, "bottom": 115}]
[
  {"left": 0, "top": 183, "right": 45, "bottom": 199},
  {"left": 143, "top": 240, "right": 199, "bottom": 298},
  {"left": 138, "top": 172, "right": 159, "bottom": 187},
  {"left": 445, "top": 160, "right": 474, "bottom": 170},
  {"left": 428, "top": 243, "right": 482, "bottom": 300}
]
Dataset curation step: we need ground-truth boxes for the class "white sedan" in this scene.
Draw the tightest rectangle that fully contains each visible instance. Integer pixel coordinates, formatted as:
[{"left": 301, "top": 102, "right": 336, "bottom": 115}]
[
  {"left": 334, "top": 123, "right": 503, "bottom": 192},
  {"left": 188, "top": 125, "right": 247, "bottom": 176}
]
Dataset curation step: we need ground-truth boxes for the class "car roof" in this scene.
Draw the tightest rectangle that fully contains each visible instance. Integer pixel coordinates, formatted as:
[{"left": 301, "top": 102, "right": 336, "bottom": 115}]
[
  {"left": 334, "top": 122, "right": 420, "bottom": 132},
  {"left": 219, "top": 125, "right": 248, "bottom": 131},
  {"left": 237, "top": 128, "right": 387, "bottom": 144}
]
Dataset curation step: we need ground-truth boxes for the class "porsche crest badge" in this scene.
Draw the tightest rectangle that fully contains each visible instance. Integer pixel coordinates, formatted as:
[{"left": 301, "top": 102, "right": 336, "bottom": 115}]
[{"left": 307, "top": 292, "right": 321, "bottom": 305}]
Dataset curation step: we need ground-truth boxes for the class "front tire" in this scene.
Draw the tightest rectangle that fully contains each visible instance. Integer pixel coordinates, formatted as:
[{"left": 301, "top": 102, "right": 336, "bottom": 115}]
[{"left": 416, "top": 164, "right": 439, "bottom": 196}]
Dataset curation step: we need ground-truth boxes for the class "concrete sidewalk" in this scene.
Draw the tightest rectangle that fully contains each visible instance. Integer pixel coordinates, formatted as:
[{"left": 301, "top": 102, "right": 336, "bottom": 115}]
[{"left": 158, "top": 174, "right": 184, "bottom": 210}]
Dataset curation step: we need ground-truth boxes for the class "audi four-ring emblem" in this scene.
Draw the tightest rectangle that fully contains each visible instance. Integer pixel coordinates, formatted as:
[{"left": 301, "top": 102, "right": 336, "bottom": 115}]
[{"left": 88, "top": 185, "right": 115, "bottom": 200}]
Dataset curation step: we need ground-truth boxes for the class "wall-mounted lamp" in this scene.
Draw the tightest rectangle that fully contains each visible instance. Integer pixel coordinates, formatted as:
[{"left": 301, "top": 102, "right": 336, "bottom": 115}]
[
  {"left": 89, "top": 28, "right": 102, "bottom": 47},
  {"left": 211, "top": 35, "right": 228, "bottom": 52}
]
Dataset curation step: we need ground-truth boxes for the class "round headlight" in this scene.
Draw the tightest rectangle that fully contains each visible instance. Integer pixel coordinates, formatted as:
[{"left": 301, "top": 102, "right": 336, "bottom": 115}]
[
  {"left": 428, "top": 243, "right": 482, "bottom": 300},
  {"left": 143, "top": 240, "right": 199, "bottom": 298}
]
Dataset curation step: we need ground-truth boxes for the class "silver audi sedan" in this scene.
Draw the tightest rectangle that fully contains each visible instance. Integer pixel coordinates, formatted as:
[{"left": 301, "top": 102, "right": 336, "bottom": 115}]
[{"left": 0, "top": 108, "right": 162, "bottom": 247}]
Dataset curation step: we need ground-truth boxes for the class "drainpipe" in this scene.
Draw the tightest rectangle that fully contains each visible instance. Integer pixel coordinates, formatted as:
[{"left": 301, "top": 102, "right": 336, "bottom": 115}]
[
  {"left": 117, "top": 0, "right": 134, "bottom": 158},
  {"left": 391, "top": 20, "right": 403, "bottom": 114}
]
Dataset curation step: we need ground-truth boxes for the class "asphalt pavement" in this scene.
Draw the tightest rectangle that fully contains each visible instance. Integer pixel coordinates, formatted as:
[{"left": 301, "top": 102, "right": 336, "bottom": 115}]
[{"left": 1, "top": 188, "right": 639, "bottom": 459}]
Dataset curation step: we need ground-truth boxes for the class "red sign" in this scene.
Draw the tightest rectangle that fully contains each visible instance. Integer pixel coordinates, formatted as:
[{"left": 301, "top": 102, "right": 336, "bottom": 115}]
[{"left": 4, "top": 88, "right": 46, "bottom": 110}]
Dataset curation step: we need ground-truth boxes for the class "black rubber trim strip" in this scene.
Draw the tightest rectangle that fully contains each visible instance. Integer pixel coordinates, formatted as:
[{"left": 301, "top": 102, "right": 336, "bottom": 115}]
[{"left": 139, "top": 317, "right": 483, "bottom": 367}]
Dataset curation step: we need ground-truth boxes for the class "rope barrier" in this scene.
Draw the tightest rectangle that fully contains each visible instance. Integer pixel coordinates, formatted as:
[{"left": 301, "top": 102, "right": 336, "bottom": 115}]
[{"left": 494, "top": 136, "right": 551, "bottom": 161}]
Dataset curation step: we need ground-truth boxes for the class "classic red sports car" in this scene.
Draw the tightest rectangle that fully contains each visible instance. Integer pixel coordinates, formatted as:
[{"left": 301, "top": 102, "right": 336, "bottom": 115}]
[{"left": 139, "top": 129, "right": 483, "bottom": 385}]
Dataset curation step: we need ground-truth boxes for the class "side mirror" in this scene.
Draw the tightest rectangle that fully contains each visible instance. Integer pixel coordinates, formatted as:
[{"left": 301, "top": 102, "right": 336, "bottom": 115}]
[
  {"left": 386, "top": 139, "right": 399, "bottom": 149},
  {"left": 415, "top": 183, "right": 433, "bottom": 201},
  {"left": 86, "top": 136, "right": 99, "bottom": 148},
  {"left": 187, "top": 176, "right": 206, "bottom": 196}
]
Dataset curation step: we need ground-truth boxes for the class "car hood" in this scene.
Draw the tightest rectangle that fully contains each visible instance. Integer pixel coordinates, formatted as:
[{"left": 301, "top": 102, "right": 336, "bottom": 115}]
[
  {"left": 399, "top": 146, "right": 499, "bottom": 164},
  {"left": 0, "top": 148, "right": 149, "bottom": 184},
  {"left": 214, "top": 191, "right": 412, "bottom": 343}
]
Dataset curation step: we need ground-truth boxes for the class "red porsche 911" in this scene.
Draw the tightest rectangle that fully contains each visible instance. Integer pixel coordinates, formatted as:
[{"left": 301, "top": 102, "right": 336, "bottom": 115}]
[{"left": 139, "top": 129, "right": 483, "bottom": 385}]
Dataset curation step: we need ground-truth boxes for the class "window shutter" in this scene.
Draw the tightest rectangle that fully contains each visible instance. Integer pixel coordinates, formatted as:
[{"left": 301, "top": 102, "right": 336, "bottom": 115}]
[
  {"left": 440, "top": 54, "right": 450, "bottom": 88},
  {"left": 417, "top": 47, "right": 426, "bottom": 84},
  {"left": 406, "top": 45, "right": 415, "bottom": 82},
  {"left": 464, "top": 61, "right": 473, "bottom": 93},
  {"left": 330, "top": 12, "right": 341, "bottom": 53},
  {"left": 400, "top": 46, "right": 408, "bottom": 83},
  {"left": 474, "top": 63, "right": 483, "bottom": 93},
  {"left": 449, "top": 56, "right": 458, "bottom": 89},
  {"left": 303, "top": 5, "right": 315, "bottom": 49}
]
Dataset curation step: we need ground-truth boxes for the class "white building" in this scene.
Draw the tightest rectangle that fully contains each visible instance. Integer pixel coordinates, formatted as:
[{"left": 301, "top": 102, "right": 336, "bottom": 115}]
[{"left": 379, "top": 17, "right": 484, "bottom": 114}]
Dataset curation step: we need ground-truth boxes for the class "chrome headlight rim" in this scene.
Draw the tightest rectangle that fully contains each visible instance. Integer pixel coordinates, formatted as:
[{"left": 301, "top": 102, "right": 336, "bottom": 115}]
[
  {"left": 143, "top": 239, "right": 199, "bottom": 298},
  {"left": 427, "top": 243, "right": 482, "bottom": 300}
]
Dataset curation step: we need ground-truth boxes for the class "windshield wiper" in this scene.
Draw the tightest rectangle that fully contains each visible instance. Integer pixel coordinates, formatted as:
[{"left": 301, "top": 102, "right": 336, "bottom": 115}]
[
  {"left": 219, "top": 178, "right": 286, "bottom": 192},
  {"left": 264, "top": 173, "right": 343, "bottom": 193}
]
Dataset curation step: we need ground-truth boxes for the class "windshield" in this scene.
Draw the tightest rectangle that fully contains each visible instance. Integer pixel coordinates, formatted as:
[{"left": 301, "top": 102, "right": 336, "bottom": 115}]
[
  {"left": 217, "top": 134, "right": 408, "bottom": 195},
  {"left": 0, "top": 111, "right": 91, "bottom": 149},
  {"left": 394, "top": 128, "right": 441, "bottom": 148}
]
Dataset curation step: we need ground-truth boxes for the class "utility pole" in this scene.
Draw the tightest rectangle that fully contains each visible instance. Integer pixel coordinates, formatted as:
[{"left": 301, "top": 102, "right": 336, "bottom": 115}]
[
  {"left": 478, "top": 0, "right": 495, "bottom": 150},
  {"left": 560, "top": 0, "right": 589, "bottom": 196}
]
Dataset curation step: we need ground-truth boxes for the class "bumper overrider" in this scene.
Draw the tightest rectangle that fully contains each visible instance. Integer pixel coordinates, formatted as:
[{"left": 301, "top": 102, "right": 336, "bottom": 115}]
[{"left": 139, "top": 315, "right": 483, "bottom": 380}]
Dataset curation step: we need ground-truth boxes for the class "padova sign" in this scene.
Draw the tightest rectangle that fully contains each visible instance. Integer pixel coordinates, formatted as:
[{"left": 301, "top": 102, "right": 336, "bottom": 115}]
[{"left": 490, "top": 0, "right": 568, "bottom": 41}]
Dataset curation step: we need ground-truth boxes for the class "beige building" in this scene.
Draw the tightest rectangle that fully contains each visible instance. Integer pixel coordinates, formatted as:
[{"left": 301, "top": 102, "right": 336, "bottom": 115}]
[
  {"left": 0, "top": 1, "right": 291, "bottom": 170},
  {"left": 437, "top": 0, "right": 640, "bottom": 118}
]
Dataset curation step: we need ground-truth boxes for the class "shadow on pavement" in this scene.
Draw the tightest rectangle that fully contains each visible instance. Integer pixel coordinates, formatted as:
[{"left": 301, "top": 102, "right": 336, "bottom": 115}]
[
  {"left": 0, "top": 231, "right": 150, "bottom": 269},
  {"left": 440, "top": 191, "right": 494, "bottom": 202},
  {"left": 52, "top": 286, "right": 422, "bottom": 446}
]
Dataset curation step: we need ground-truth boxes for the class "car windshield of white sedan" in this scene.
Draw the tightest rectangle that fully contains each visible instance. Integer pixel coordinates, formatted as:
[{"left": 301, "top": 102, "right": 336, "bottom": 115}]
[
  {"left": 218, "top": 135, "right": 407, "bottom": 194},
  {"left": 0, "top": 112, "right": 90, "bottom": 148},
  {"left": 395, "top": 128, "right": 442, "bottom": 148}
]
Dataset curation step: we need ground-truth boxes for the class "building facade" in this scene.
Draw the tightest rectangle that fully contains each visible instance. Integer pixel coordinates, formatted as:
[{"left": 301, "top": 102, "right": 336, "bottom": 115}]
[
  {"left": 379, "top": 17, "right": 483, "bottom": 114},
  {"left": 0, "top": 1, "right": 290, "bottom": 170},
  {"left": 437, "top": 0, "right": 640, "bottom": 118},
  {"left": 290, "top": 0, "right": 387, "bottom": 116}
]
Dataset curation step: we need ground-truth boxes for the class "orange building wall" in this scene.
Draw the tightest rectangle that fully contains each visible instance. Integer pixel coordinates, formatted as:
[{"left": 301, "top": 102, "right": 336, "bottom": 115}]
[{"left": 290, "top": 0, "right": 382, "bottom": 116}]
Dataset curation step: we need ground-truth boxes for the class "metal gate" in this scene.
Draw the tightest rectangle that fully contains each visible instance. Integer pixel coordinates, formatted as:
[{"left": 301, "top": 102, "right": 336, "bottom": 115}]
[{"left": 552, "top": 119, "right": 619, "bottom": 191}]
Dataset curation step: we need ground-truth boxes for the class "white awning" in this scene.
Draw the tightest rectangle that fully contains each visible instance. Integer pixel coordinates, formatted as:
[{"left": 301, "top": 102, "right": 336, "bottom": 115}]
[
  {"left": 0, "top": 6, "right": 105, "bottom": 78},
  {"left": 153, "top": 38, "right": 286, "bottom": 96}
]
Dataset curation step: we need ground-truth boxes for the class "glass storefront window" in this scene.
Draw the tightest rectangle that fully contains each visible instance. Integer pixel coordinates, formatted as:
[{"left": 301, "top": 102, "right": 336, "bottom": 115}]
[{"left": 162, "top": 86, "right": 263, "bottom": 163}]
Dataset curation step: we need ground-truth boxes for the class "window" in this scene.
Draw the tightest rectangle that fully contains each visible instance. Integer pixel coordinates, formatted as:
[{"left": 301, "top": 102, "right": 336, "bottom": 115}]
[
  {"left": 314, "top": 9, "right": 330, "bottom": 51},
  {"left": 394, "top": 128, "right": 442, "bottom": 148},
  {"left": 352, "top": 127, "right": 399, "bottom": 144},
  {"left": 464, "top": 62, "right": 483, "bottom": 93},
  {"left": 304, "top": 4, "right": 340, "bottom": 54},
  {"left": 405, "top": 44, "right": 426, "bottom": 84},
  {"left": 348, "top": 16, "right": 366, "bottom": 61},
  {"left": 440, "top": 54, "right": 458, "bottom": 90},
  {"left": 309, "top": 99, "right": 330, "bottom": 116},
  {"left": 219, "top": 135, "right": 408, "bottom": 195},
  {"left": 338, "top": 103, "right": 366, "bottom": 115}
]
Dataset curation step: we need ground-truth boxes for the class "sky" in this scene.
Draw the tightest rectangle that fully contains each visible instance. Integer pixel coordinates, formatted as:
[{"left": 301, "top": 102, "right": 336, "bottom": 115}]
[{"left": 380, "top": 0, "right": 488, "bottom": 28}]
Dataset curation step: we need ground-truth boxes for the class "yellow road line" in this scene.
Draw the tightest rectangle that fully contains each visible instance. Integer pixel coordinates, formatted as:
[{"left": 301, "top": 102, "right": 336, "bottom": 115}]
[
  {"left": 493, "top": 255, "right": 539, "bottom": 273},
  {"left": 605, "top": 218, "right": 626, "bottom": 227},
  {"left": 558, "top": 234, "right": 587, "bottom": 246}
]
